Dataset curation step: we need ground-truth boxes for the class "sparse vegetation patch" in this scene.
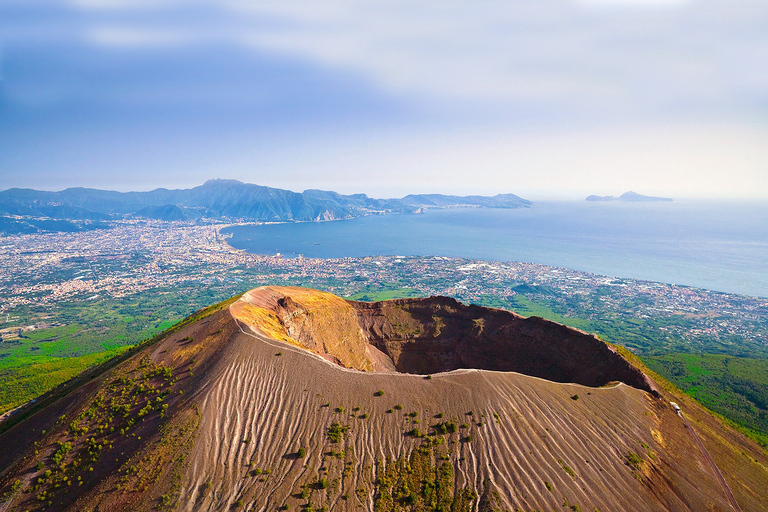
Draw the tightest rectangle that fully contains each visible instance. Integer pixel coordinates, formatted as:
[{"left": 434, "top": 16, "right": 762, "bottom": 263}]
[
  {"left": 373, "top": 437, "right": 476, "bottom": 512},
  {"left": 327, "top": 422, "right": 349, "bottom": 443}
]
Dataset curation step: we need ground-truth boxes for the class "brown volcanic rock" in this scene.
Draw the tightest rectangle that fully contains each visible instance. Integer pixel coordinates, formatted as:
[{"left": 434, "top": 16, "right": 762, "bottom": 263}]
[
  {"left": 234, "top": 287, "right": 656, "bottom": 393},
  {"left": 0, "top": 286, "right": 766, "bottom": 512},
  {"left": 231, "top": 286, "right": 389, "bottom": 371},
  {"left": 350, "top": 296, "right": 658, "bottom": 392}
]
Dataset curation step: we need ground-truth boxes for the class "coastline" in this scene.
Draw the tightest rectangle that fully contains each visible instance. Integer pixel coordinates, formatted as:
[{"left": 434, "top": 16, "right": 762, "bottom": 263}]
[{"left": 217, "top": 203, "right": 768, "bottom": 298}]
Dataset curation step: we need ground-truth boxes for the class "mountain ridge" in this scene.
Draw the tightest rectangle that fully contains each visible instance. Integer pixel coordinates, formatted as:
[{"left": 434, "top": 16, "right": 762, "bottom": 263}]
[{"left": 0, "top": 180, "right": 531, "bottom": 233}]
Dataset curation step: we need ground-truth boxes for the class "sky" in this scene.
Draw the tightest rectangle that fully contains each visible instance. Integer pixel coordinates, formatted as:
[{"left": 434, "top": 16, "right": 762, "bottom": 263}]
[{"left": 0, "top": 0, "right": 767, "bottom": 199}]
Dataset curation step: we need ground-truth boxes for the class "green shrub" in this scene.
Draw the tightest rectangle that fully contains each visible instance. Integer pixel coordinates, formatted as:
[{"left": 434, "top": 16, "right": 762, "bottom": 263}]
[
  {"left": 625, "top": 452, "right": 642, "bottom": 470},
  {"left": 558, "top": 459, "right": 576, "bottom": 477},
  {"left": 433, "top": 422, "right": 449, "bottom": 435},
  {"left": 327, "top": 422, "right": 349, "bottom": 443}
]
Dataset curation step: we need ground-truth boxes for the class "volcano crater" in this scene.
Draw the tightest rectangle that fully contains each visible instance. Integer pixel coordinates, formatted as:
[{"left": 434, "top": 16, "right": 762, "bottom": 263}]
[{"left": 239, "top": 287, "right": 657, "bottom": 394}]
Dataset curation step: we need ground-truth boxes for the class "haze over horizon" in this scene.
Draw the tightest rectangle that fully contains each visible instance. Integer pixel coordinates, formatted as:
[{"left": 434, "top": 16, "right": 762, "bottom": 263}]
[
  {"left": 1, "top": 178, "right": 757, "bottom": 203},
  {"left": 1, "top": 0, "right": 767, "bottom": 199}
]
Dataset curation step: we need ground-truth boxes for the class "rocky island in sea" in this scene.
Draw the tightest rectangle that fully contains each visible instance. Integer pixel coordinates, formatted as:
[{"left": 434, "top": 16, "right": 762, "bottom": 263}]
[{"left": 586, "top": 191, "right": 673, "bottom": 202}]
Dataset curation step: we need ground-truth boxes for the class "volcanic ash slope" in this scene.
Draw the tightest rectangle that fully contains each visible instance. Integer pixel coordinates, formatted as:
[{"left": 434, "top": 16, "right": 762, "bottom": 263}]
[{"left": 1, "top": 286, "right": 767, "bottom": 512}]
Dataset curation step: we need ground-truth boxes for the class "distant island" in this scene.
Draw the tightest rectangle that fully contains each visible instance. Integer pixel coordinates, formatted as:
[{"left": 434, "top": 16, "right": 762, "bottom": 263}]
[
  {"left": 586, "top": 191, "right": 673, "bottom": 202},
  {"left": 0, "top": 179, "right": 531, "bottom": 234}
]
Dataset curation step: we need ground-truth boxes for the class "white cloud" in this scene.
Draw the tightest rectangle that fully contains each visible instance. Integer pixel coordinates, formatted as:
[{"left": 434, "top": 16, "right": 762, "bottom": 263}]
[
  {"left": 87, "top": 27, "right": 188, "bottom": 47},
  {"left": 44, "top": 0, "right": 768, "bottom": 116},
  {"left": 4, "top": 0, "right": 767, "bottom": 197},
  {"left": 572, "top": 0, "right": 691, "bottom": 7},
  {"left": 66, "top": 0, "right": 181, "bottom": 10}
]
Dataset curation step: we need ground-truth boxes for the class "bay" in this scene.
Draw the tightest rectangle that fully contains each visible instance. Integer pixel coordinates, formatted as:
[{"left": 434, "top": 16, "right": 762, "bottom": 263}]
[{"left": 221, "top": 200, "right": 768, "bottom": 298}]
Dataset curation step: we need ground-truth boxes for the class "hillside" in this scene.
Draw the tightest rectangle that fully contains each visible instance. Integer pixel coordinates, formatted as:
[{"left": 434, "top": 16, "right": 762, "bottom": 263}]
[
  {"left": 0, "top": 180, "right": 531, "bottom": 232},
  {"left": 1, "top": 286, "right": 767, "bottom": 511}
]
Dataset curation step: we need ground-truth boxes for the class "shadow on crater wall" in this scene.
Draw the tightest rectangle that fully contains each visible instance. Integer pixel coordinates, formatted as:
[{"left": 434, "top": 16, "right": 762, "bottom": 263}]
[{"left": 351, "top": 296, "right": 658, "bottom": 394}]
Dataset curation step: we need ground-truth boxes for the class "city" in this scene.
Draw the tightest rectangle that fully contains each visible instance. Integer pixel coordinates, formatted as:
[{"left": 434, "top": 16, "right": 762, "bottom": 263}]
[{"left": 2, "top": 220, "right": 766, "bottom": 355}]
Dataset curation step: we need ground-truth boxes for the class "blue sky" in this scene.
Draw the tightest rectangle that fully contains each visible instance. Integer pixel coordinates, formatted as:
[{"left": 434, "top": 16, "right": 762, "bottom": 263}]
[{"left": 1, "top": 0, "right": 767, "bottom": 198}]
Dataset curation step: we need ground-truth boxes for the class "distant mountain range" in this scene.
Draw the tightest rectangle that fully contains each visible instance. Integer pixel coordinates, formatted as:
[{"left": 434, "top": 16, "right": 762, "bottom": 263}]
[
  {"left": 0, "top": 180, "right": 531, "bottom": 234},
  {"left": 586, "top": 191, "right": 673, "bottom": 202}
]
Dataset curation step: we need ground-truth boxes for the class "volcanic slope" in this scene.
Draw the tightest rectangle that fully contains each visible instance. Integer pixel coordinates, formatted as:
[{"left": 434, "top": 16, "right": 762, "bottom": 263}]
[{"left": 1, "top": 286, "right": 767, "bottom": 512}]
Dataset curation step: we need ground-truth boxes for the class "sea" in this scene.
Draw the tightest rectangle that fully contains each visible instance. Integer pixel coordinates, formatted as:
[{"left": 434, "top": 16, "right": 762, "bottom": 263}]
[{"left": 220, "top": 200, "right": 768, "bottom": 298}]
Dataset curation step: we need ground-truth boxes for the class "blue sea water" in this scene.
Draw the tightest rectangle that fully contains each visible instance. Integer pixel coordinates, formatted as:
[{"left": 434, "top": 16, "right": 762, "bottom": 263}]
[{"left": 221, "top": 201, "right": 768, "bottom": 298}]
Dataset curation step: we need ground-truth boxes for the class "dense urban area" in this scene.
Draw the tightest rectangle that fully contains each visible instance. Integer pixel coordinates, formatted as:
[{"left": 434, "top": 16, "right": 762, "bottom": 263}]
[{"left": 1, "top": 220, "right": 767, "bottom": 442}]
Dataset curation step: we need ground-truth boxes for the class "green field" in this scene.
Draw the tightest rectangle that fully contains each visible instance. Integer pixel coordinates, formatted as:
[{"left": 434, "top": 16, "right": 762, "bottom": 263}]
[
  {"left": 346, "top": 287, "right": 423, "bottom": 302},
  {"left": 0, "top": 347, "right": 128, "bottom": 414},
  {"left": 0, "top": 292, "right": 201, "bottom": 413},
  {"left": 644, "top": 353, "right": 768, "bottom": 445}
]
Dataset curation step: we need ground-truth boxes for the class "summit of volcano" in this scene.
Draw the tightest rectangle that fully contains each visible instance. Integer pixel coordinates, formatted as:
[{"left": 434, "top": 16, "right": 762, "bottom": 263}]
[{"left": 1, "top": 286, "right": 766, "bottom": 512}]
